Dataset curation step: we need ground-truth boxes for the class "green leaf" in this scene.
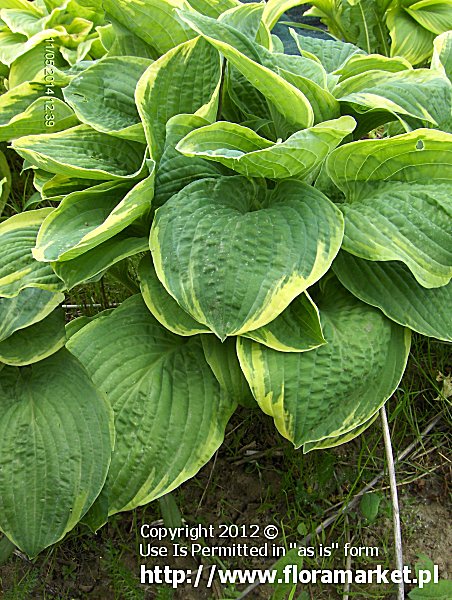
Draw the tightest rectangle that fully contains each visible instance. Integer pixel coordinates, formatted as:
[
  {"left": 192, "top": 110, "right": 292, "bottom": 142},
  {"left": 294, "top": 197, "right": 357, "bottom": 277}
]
[
  {"left": 289, "top": 31, "right": 364, "bottom": 73},
  {"left": 63, "top": 56, "right": 153, "bottom": 142},
  {"left": 274, "top": 65, "right": 341, "bottom": 124},
  {"left": 360, "top": 492, "right": 382, "bottom": 523},
  {"left": 405, "top": 1, "right": 452, "bottom": 36},
  {"left": 34, "top": 169, "right": 154, "bottom": 262},
  {"left": 339, "top": 181, "right": 452, "bottom": 288},
  {"left": 263, "top": 0, "right": 308, "bottom": 30},
  {"left": 0, "top": 306, "right": 65, "bottom": 366},
  {"left": 242, "top": 293, "right": 326, "bottom": 352},
  {"left": 340, "top": 0, "right": 390, "bottom": 55},
  {"left": 135, "top": 36, "right": 221, "bottom": 161},
  {"left": 431, "top": 30, "right": 452, "bottom": 81},
  {"left": 237, "top": 278, "right": 411, "bottom": 448},
  {"left": 138, "top": 254, "right": 210, "bottom": 336},
  {"left": 102, "top": 0, "right": 195, "bottom": 56},
  {"left": 0, "top": 288, "right": 64, "bottom": 342},
  {"left": 154, "top": 113, "right": 224, "bottom": 208},
  {"left": 179, "top": 10, "right": 315, "bottom": 131},
  {"left": 387, "top": 7, "right": 436, "bottom": 65},
  {"left": 408, "top": 554, "right": 452, "bottom": 599},
  {"left": 177, "top": 117, "right": 355, "bottom": 180},
  {"left": 0, "top": 28, "right": 62, "bottom": 66},
  {"left": 139, "top": 254, "right": 326, "bottom": 352},
  {"left": 151, "top": 176, "right": 344, "bottom": 339},
  {"left": 0, "top": 96, "right": 78, "bottom": 142},
  {"left": 0, "top": 80, "right": 69, "bottom": 141},
  {"left": 7, "top": 43, "right": 65, "bottom": 89},
  {"left": 106, "top": 19, "right": 156, "bottom": 59},
  {"left": 303, "top": 412, "right": 379, "bottom": 452},
  {"left": 335, "top": 53, "right": 412, "bottom": 82},
  {"left": 0, "top": 151, "right": 11, "bottom": 216},
  {"left": 188, "top": 0, "right": 239, "bottom": 18},
  {"left": 67, "top": 295, "right": 236, "bottom": 515},
  {"left": 53, "top": 231, "right": 148, "bottom": 290},
  {"left": 0, "top": 209, "right": 64, "bottom": 298},
  {"left": 333, "top": 252, "right": 452, "bottom": 341},
  {"left": 334, "top": 68, "right": 451, "bottom": 127},
  {"left": 219, "top": 2, "right": 264, "bottom": 40},
  {"left": 201, "top": 336, "right": 255, "bottom": 407},
  {"left": 327, "top": 128, "right": 452, "bottom": 198},
  {"left": 12, "top": 125, "right": 146, "bottom": 180},
  {"left": 0, "top": 349, "right": 113, "bottom": 557}
]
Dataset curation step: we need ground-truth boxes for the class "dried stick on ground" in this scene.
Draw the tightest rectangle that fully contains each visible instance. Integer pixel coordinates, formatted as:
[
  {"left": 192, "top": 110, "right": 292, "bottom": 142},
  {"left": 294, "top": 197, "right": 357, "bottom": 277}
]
[
  {"left": 380, "top": 405, "right": 404, "bottom": 600},
  {"left": 236, "top": 410, "right": 444, "bottom": 600}
]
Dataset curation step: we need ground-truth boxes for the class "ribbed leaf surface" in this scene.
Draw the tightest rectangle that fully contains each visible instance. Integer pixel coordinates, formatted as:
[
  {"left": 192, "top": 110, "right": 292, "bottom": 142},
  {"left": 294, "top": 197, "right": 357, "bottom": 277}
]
[
  {"left": 151, "top": 176, "right": 344, "bottom": 339},
  {"left": 0, "top": 349, "right": 113, "bottom": 557},
  {"left": 67, "top": 295, "right": 236, "bottom": 515},
  {"left": 333, "top": 252, "right": 452, "bottom": 340},
  {"left": 237, "top": 279, "right": 410, "bottom": 449}
]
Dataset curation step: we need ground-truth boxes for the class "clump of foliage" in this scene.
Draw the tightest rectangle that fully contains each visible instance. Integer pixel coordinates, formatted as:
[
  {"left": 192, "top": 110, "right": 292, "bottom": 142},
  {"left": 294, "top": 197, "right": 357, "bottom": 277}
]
[
  {"left": 0, "top": 0, "right": 450, "bottom": 558},
  {"left": 306, "top": 0, "right": 452, "bottom": 65}
]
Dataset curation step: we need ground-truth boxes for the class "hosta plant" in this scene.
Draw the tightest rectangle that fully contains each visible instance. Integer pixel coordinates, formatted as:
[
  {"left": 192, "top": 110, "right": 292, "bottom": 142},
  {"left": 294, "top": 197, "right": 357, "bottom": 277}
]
[{"left": 0, "top": 0, "right": 451, "bottom": 558}]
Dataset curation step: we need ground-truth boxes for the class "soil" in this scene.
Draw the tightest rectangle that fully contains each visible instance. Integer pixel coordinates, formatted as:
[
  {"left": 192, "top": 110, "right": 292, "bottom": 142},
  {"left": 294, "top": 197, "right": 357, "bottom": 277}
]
[{"left": 1, "top": 408, "right": 450, "bottom": 600}]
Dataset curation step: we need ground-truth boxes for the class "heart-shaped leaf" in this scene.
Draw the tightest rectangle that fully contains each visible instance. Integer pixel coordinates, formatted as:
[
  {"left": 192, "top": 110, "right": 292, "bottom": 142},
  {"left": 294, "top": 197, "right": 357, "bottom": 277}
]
[{"left": 150, "top": 176, "right": 344, "bottom": 339}]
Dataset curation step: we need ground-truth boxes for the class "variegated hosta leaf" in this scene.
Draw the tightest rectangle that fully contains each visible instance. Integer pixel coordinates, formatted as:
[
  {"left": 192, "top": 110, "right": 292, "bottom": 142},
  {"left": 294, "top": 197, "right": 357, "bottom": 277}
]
[
  {"left": 387, "top": 7, "right": 436, "bottom": 65},
  {"left": 303, "top": 413, "right": 379, "bottom": 453},
  {"left": 67, "top": 295, "right": 237, "bottom": 515},
  {"left": 53, "top": 231, "right": 148, "bottom": 290},
  {"left": 339, "top": 181, "right": 452, "bottom": 288},
  {"left": 0, "top": 209, "right": 64, "bottom": 298},
  {"left": 12, "top": 125, "right": 146, "bottom": 180},
  {"left": 219, "top": 1, "right": 264, "bottom": 40},
  {"left": 333, "top": 252, "right": 452, "bottom": 341},
  {"left": 333, "top": 68, "right": 451, "bottom": 127},
  {"left": 405, "top": 1, "right": 452, "bottom": 36},
  {"left": 176, "top": 116, "right": 356, "bottom": 180},
  {"left": 103, "top": 0, "right": 195, "bottom": 56},
  {"left": 0, "top": 349, "right": 114, "bottom": 557},
  {"left": 154, "top": 113, "right": 224, "bottom": 208},
  {"left": 138, "top": 254, "right": 210, "bottom": 336},
  {"left": 327, "top": 130, "right": 452, "bottom": 288},
  {"left": 201, "top": 336, "right": 255, "bottom": 407},
  {"left": 241, "top": 293, "right": 326, "bottom": 352},
  {"left": 290, "top": 31, "right": 364, "bottom": 73},
  {"left": 334, "top": 54, "right": 412, "bottom": 82},
  {"left": 327, "top": 128, "right": 452, "bottom": 197},
  {"left": 188, "top": 0, "right": 239, "bottom": 18},
  {"left": 38, "top": 173, "right": 100, "bottom": 201},
  {"left": 0, "top": 80, "right": 76, "bottom": 141},
  {"left": 0, "top": 151, "right": 11, "bottom": 215},
  {"left": 63, "top": 57, "right": 153, "bottom": 142},
  {"left": 150, "top": 176, "right": 344, "bottom": 339},
  {"left": 0, "top": 307, "right": 65, "bottom": 366},
  {"left": 262, "top": 0, "right": 307, "bottom": 30},
  {"left": 432, "top": 31, "right": 452, "bottom": 81},
  {"left": 34, "top": 169, "right": 154, "bottom": 262},
  {"left": 273, "top": 66, "right": 340, "bottom": 125},
  {"left": 106, "top": 19, "right": 155, "bottom": 59},
  {"left": 179, "top": 10, "right": 315, "bottom": 131},
  {"left": 237, "top": 278, "right": 411, "bottom": 449},
  {"left": 0, "top": 288, "right": 64, "bottom": 342},
  {"left": 139, "top": 253, "right": 326, "bottom": 352},
  {"left": 0, "top": 96, "right": 78, "bottom": 141},
  {"left": 0, "top": 28, "right": 63, "bottom": 66},
  {"left": 8, "top": 43, "right": 65, "bottom": 89},
  {"left": 135, "top": 36, "right": 222, "bottom": 161}
]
